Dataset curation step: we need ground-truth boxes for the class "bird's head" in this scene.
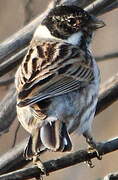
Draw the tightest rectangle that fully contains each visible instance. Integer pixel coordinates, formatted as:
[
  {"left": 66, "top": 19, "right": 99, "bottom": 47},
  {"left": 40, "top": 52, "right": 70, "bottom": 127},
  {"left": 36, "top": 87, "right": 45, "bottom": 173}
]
[{"left": 41, "top": 5, "right": 105, "bottom": 46}]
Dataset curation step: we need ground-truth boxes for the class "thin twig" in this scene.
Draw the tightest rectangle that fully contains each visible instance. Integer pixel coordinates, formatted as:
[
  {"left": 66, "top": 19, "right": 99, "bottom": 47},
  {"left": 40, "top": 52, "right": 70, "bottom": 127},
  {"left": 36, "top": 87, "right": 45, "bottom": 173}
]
[
  {"left": 98, "top": 1, "right": 118, "bottom": 15},
  {"left": 96, "top": 52, "right": 118, "bottom": 62},
  {"left": 85, "top": 0, "right": 117, "bottom": 16},
  {"left": 55, "top": 0, "right": 90, "bottom": 7},
  {"left": 0, "top": 137, "right": 117, "bottom": 180}
]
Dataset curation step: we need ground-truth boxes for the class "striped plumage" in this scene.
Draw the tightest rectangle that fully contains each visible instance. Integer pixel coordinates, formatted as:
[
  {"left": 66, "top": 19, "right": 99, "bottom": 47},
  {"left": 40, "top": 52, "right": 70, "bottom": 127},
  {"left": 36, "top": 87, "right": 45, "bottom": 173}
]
[
  {"left": 16, "top": 40, "right": 94, "bottom": 105},
  {"left": 15, "top": 5, "right": 104, "bottom": 170}
]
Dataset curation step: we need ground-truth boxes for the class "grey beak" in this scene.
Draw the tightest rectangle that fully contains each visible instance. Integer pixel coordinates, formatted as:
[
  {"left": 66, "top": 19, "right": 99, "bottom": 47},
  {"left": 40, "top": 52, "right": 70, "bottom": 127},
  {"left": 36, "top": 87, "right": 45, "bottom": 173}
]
[{"left": 90, "top": 15, "right": 105, "bottom": 29}]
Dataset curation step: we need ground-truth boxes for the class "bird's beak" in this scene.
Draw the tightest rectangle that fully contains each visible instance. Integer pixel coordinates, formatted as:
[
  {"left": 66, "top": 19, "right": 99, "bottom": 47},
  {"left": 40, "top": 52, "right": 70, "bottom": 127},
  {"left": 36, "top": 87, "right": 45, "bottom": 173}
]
[{"left": 89, "top": 15, "right": 105, "bottom": 30}]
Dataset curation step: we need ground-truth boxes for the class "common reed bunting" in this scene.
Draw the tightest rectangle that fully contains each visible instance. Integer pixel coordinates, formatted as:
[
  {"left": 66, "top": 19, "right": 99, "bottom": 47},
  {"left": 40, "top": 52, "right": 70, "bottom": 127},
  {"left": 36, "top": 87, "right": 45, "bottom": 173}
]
[{"left": 15, "top": 5, "right": 105, "bottom": 173}]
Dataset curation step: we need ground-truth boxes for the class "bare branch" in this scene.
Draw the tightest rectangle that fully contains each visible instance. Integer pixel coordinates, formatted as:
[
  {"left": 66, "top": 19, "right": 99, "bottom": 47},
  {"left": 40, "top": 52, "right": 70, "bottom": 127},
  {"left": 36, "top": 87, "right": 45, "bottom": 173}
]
[
  {"left": 54, "top": 0, "right": 91, "bottom": 7},
  {"left": 0, "top": 87, "right": 16, "bottom": 135},
  {"left": 98, "top": 1, "right": 118, "bottom": 15},
  {"left": 0, "top": 139, "right": 30, "bottom": 175},
  {"left": 0, "top": 48, "right": 27, "bottom": 77},
  {"left": 85, "top": 0, "right": 118, "bottom": 16},
  {"left": 0, "top": 77, "right": 14, "bottom": 86},
  {"left": 0, "top": 137, "right": 117, "bottom": 180},
  {"left": 96, "top": 52, "right": 118, "bottom": 62},
  {"left": 0, "top": 138, "right": 46, "bottom": 175},
  {"left": 96, "top": 73, "right": 118, "bottom": 115}
]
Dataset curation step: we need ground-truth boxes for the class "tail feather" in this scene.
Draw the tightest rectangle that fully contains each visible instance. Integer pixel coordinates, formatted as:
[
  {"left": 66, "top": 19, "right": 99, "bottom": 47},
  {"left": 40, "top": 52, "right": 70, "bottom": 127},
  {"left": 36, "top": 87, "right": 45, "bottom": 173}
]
[
  {"left": 40, "top": 121, "right": 60, "bottom": 151},
  {"left": 24, "top": 136, "right": 33, "bottom": 160},
  {"left": 40, "top": 120, "right": 72, "bottom": 152},
  {"left": 24, "top": 121, "right": 72, "bottom": 160},
  {"left": 24, "top": 131, "right": 45, "bottom": 160},
  {"left": 60, "top": 122, "right": 72, "bottom": 152}
]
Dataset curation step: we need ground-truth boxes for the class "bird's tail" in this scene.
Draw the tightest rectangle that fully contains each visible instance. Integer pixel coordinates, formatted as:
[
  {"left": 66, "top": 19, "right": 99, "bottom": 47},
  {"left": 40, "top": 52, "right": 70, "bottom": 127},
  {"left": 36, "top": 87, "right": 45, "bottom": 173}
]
[
  {"left": 24, "top": 120, "right": 72, "bottom": 159},
  {"left": 40, "top": 120, "right": 72, "bottom": 152}
]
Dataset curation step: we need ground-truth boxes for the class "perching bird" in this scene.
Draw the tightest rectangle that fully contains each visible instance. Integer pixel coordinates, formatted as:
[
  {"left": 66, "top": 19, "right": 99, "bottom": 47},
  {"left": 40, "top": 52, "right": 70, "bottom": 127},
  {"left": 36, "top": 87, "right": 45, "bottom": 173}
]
[{"left": 15, "top": 5, "right": 105, "bottom": 172}]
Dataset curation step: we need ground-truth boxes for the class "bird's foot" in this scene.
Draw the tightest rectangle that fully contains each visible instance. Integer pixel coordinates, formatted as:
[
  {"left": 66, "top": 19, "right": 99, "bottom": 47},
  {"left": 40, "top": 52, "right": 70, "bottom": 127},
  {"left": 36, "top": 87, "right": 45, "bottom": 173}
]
[
  {"left": 83, "top": 131, "right": 102, "bottom": 167},
  {"left": 86, "top": 158, "right": 94, "bottom": 168},
  {"left": 86, "top": 141, "right": 102, "bottom": 168},
  {"left": 86, "top": 138, "right": 102, "bottom": 160},
  {"left": 33, "top": 155, "right": 48, "bottom": 179}
]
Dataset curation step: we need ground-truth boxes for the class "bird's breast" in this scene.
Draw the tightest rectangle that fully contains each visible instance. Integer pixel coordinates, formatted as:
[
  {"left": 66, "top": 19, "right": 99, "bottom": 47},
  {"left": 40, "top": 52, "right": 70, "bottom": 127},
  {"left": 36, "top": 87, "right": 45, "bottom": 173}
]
[{"left": 45, "top": 83, "right": 98, "bottom": 134}]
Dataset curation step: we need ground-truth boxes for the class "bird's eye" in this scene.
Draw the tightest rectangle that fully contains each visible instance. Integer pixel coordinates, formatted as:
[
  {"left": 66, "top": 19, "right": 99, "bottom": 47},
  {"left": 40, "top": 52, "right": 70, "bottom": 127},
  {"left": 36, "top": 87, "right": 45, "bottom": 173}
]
[{"left": 67, "top": 18, "right": 76, "bottom": 25}]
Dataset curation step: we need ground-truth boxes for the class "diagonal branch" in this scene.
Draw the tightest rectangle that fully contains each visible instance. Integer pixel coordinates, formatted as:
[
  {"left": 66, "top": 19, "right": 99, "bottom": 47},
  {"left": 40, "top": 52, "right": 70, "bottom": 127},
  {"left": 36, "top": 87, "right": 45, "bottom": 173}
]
[
  {"left": 0, "top": 77, "right": 14, "bottom": 86},
  {"left": 0, "top": 137, "right": 118, "bottom": 180},
  {"left": 85, "top": 0, "right": 118, "bottom": 16},
  {"left": 96, "top": 73, "right": 118, "bottom": 115},
  {"left": 97, "top": 1, "right": 118, "bottom": 15},
  {"left": 0, "top": 139, "right": 46, "bottom": 175},
  {"left": 0, "top": 139, "right": 29, "bottom": 175},
  {"left": 95, "top": 52, "right": 118, "bottom": 62},
  {"left": 0, "top": 46, "right": 27, "bottom": 77}
]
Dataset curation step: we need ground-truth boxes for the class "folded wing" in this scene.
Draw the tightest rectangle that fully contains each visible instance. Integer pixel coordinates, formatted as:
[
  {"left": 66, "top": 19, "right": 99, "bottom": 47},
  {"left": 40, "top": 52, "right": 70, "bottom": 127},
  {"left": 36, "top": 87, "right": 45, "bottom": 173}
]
[{"left": 16, "top": 40, "right": 94, "bottom": 107}]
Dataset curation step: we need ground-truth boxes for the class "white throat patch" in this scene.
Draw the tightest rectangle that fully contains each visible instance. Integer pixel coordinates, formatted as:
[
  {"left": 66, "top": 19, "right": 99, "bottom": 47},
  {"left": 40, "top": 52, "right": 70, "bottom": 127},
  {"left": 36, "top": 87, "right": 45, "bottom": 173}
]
[
  {"left": 33, "top": 25, "right": 59, "bottom": 41},
  {"left": 67, "top": 32, "right": 83, "bottom": 45}
]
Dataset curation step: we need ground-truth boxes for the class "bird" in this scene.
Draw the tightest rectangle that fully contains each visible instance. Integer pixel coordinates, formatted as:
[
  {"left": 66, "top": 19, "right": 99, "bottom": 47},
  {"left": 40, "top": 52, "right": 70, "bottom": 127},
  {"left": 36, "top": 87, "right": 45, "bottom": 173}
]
[{"left": 15, "top": 5, "right": 105, "bottom": 173}]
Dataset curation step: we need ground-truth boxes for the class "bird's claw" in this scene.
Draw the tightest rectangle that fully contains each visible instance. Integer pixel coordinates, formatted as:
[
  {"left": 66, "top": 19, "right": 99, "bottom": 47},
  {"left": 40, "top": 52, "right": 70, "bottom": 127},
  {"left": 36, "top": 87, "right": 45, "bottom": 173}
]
[
  {"left": 86, "top": 158, "right": 94, "bottom": 168},
  {"left": 33, "top": 155, "right": 48, "bottom": 178},
  {"left": 85, "top": 138, "right": 102, "bottom": 168},
  {"left": 95, "top": 149, "right": 102, "bottom": 160},
  {"left": 86, "top": 137, "right": 102, "bottom": 161},
  {"left": 35, "top": 175, "right": 43, "bottom": 180},
  {"left": 86, "top": 146, "right": 102, "bottom": 168}
]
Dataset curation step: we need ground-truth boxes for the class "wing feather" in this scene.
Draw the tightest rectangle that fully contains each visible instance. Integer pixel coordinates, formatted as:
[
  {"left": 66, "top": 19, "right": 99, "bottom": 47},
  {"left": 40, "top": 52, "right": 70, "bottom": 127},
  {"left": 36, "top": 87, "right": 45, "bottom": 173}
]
[
  {"left": 16, "top": 40, "right": 94, "bottom": 107},
  {"left": 18, "top": 77, "right": 82, "bottom": 107}
]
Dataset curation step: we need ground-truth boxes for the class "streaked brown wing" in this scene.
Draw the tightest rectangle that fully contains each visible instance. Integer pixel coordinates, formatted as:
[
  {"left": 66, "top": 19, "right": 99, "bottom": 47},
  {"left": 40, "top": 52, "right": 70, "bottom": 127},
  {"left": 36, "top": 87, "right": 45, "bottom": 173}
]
[{"left": 16, "top": 40, "right": 94, "bottom": 107}]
